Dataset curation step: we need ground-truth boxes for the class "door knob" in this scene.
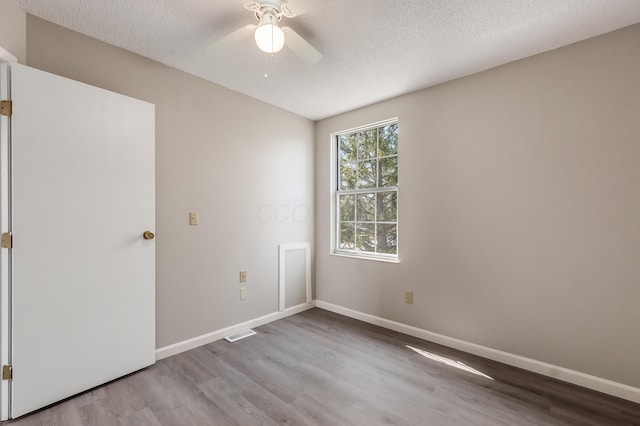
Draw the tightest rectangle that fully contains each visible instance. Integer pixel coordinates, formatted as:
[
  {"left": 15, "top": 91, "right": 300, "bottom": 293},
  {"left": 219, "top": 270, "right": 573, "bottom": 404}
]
[{"left": 142, "top": 231, "right": 155, "bottom": 240}]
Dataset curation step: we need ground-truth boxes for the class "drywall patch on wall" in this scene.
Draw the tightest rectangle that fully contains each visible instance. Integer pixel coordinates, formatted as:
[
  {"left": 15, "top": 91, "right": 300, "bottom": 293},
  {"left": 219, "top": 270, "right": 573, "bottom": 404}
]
[{"left": 278, "top": 242, "right": 311, "bottom": 312}]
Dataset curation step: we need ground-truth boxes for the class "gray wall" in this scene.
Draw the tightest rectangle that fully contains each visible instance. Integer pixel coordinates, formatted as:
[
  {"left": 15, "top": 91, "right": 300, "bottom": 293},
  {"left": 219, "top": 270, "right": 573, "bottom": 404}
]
[
  {"left": 315, "top": 24, "right": 640, "bottom": 388},
  {"left": 26, "top": 15, "right": 314, "bottom": 348},
  {"left": 0, "top": 0, "right": 26, "bottom": 63}
]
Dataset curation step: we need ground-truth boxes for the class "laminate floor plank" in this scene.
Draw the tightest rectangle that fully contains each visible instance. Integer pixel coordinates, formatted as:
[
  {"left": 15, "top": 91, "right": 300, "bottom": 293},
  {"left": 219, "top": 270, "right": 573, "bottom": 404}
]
[
  {"left": 6, "top": 308, "right": 640, "bottom": 425},
  {"left": 118, "top": 407, "right": 162, "bottom": 426},
  {"left": 78, "top": 401, "right": 120, "bottom": 426}
]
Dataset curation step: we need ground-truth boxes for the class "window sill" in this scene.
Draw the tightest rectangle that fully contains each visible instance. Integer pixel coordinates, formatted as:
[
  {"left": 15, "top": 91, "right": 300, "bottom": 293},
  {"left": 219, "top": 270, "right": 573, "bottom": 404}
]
[{"left": 330, "top": 252, "right": 400, "bottom": 264}]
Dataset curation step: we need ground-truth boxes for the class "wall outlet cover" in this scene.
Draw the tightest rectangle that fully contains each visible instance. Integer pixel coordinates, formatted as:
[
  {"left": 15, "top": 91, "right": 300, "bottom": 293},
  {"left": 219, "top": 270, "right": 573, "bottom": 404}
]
[
  {"left": 189, "top": 212, "right": 198, "bottom": 225},
  {"left": 405, "top": 291, "right": 414, "bottom": 304}
]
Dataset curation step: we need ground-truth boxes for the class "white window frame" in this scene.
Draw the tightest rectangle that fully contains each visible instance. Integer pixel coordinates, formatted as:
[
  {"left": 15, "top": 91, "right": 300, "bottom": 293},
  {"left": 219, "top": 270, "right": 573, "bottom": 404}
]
[{"left": 330, "top": 118, "right": 399, "bottom": 263}]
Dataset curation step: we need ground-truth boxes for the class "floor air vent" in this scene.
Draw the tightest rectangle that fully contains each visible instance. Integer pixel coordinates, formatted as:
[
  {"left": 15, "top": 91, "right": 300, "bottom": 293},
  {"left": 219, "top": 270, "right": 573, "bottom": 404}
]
[{"left": 224, "top": 329, "right": 257, "bottom": 343}]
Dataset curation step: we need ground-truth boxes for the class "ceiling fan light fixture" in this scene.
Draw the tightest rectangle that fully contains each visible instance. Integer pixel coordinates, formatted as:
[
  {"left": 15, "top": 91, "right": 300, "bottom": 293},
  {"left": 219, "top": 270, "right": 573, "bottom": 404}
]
[{"left": 254, "top": 15, "right": 285, "bottom": 53}]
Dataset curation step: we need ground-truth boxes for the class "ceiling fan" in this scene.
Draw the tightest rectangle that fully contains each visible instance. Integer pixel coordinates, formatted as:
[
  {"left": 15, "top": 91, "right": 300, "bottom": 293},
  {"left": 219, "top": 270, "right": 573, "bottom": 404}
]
[{"left": 207, "top": 0, "right": 326, "bottom": 64}]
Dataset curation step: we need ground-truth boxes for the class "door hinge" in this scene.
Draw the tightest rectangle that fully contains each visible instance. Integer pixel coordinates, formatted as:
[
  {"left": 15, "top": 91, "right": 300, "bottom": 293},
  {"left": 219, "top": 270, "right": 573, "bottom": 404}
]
[
  {"left": 1, "top": 232, "right": 12, "bottom": 249},
  {"left": 0, "top": 100, "right": 11, "bottom": 117},
  {"left": 2, "top": 365, "right": 12, "bottom": 381}
]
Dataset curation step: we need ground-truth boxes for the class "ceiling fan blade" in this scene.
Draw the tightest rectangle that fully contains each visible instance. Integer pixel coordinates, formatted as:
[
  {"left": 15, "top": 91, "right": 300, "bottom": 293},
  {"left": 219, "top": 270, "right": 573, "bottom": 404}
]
[
  {"left": 243, "top": 1, "right": 260, "bottom": 13},
  {"left": 285, "top": 0, "right": 334, "bottom": 16},
  {"left": 206, "top": 25, "right": 256, "bottom": 53},
  {"left": 282, "top": 27, "right": 322, "bottom": 64}
]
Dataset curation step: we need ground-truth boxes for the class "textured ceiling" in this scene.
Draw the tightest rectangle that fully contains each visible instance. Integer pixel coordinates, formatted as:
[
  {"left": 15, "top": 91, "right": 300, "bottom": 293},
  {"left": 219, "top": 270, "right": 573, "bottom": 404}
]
[{"left": 15, "top": 0, "right": 640, "bottom": 120}]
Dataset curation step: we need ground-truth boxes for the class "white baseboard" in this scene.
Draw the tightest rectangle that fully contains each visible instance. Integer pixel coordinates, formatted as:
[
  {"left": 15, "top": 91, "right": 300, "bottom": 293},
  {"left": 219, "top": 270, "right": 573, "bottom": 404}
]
[
  {"left": 155, "top": 301, "right": 316, "bottom": 360},
  {"left": 315, "top": 300, "right": 640, "bottom": 404}
]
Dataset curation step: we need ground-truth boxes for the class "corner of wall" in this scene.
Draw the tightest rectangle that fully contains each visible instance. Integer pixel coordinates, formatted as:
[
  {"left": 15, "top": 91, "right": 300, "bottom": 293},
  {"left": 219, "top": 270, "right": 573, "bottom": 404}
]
[{"left": 0, "top": 1, "right": 27, "bottom": 64}]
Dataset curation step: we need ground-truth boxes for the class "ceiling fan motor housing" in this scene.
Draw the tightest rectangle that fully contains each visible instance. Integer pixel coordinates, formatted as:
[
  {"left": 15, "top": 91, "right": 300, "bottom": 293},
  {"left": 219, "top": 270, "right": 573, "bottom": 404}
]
[
  {"left": 256, "top": 0, "right": 285, "bottom": 12},
  {"left": 258, "top": 10, "right": 281, "bottom": 25}
]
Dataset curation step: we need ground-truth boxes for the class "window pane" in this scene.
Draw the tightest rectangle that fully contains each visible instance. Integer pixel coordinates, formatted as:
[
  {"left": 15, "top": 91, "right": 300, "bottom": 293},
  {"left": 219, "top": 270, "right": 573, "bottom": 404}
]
[
  {"left": 378, "top": 156, "right": 397, "bottom": 187},
  {"left": 339, "top": 194, "right": 355, "bottom": 221},
  {"left": 378, "top": 123, "right": 398, "bottom": 156},
  {"left": 339, "top": 135, "right": 357, "bottom": 162},
  {"left": 376, "top": 191, "right": 397, "bottom": 222},
  {"left": 339, "top": 223, "right": 355, "bottom": 250},
  {"left": 356, "top": 129, "right": 377, "bottom": 160},
  {"left": 356, "top": 193, "right": 375, "bottom": 221},
  {"left": 357, "top": 160, "right": 377, "bottom": 188},
  {"left": 356, "top": 223, "right": 375, "bottom": 252},
  {"left": 340, "top": 162, "right": 357, "bottom": 190},
  {"left": 376, "top": 224, "right": 397, "bottom": 254}
]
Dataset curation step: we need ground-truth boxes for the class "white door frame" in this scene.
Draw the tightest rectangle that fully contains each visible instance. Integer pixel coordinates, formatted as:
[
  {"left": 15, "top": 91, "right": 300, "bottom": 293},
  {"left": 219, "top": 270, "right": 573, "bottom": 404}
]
[{"left": 0, "top": 59, "right": 14, "bottom": 421}]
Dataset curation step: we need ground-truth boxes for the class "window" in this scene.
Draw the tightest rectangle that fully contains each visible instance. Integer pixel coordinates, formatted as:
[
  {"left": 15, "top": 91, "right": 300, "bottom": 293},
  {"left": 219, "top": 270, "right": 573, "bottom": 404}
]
[{"left": 335, "top": 120, "right": 398, "bottom": 260}]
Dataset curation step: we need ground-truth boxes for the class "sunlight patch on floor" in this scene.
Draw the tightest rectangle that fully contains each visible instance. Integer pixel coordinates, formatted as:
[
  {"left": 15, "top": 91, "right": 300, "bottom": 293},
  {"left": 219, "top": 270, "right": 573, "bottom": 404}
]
[{"left": 406, "top": 345, "right": 494, "bottom": 380}]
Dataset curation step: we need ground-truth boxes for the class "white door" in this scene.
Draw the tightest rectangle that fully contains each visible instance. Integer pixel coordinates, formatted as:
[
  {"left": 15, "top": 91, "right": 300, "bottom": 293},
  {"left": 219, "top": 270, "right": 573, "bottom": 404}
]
[{"left": 1, "top": 63, "right": 155, "bottom": 419}]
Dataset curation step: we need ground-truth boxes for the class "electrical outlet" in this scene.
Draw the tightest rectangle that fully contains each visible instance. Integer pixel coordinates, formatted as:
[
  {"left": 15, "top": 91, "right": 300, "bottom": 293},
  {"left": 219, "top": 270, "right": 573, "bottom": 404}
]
[
  {"left": 239, "top": 270, "right": 247, "bottom": 283},
  {"left": 240, "top": 287, "right": 247, "bottom": 301},
  {"left": 405, "top": 291, "right": 414, "bottom": 304},
  {"left": 189, "top": 212, "right": 198, "bottom": 226}
]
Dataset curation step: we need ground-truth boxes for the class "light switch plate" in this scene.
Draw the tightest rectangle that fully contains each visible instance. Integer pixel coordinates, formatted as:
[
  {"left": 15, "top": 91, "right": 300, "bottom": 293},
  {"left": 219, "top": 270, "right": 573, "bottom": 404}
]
[{"left": 239, "top": 270, "right": 247, "bottom": 283}]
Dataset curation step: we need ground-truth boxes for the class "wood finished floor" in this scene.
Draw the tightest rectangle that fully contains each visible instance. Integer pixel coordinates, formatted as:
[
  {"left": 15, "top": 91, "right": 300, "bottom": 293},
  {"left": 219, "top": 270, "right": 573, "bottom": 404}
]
[{"left": 7, "top": 308, "right": 640, "bottom": 425}]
